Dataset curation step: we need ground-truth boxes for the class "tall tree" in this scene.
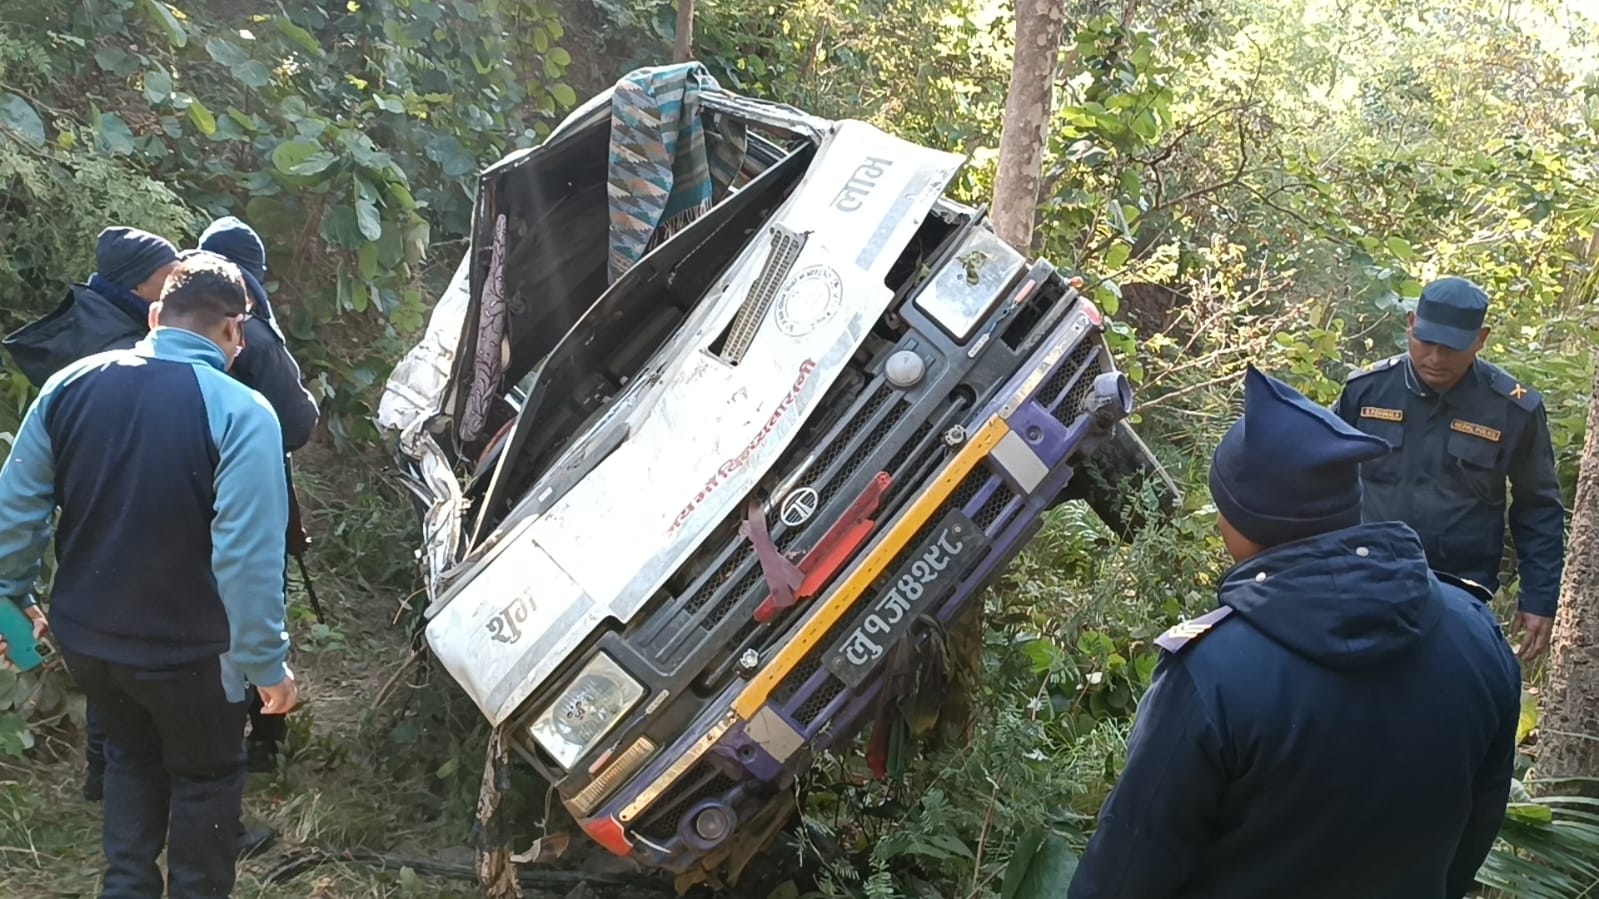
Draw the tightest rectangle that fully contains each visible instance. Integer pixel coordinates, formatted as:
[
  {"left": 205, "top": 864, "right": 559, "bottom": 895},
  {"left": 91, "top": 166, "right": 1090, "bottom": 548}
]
[
  {"left": 674, "top": 0, "right": 696, "bottom": 63},
  {"left": 991, "top": 0, "right": 1068, "bottom": 252},
  {"left": 1539, "top": 364, "right": 1599, "bottom": 788}
]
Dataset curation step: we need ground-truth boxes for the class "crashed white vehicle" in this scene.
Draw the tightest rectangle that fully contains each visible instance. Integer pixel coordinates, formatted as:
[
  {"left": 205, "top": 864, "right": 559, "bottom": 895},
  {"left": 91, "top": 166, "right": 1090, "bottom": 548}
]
[{"left": 379, "top": 64, "right": 1171, "bottom": 883}]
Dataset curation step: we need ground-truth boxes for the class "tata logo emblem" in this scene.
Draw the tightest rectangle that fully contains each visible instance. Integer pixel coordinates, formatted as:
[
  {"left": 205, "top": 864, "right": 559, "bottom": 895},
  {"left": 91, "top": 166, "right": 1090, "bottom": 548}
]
[{"left": 779, "top": 487, "right": 821, "bottom": 527}]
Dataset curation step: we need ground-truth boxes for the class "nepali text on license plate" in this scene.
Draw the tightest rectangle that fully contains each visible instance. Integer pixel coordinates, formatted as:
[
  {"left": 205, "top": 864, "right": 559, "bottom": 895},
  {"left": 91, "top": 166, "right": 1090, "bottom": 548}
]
[{"left": 824, "top": 510, "right": 986, "bottom": 688}]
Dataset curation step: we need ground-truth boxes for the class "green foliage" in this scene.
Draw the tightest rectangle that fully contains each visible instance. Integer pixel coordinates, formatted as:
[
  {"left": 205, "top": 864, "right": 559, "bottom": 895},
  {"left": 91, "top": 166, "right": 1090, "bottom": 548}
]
[
  {"left": 0, "top": 664, "right": 86, "bottom": 760},
  {"left": 1000, "top": 830, "right": 1079, "bottom": 899},
  {"left": 1477, "top": 779, "right": 1599, "bottom": 899},
  {"left": 0, "top": 0, "right": 581, "bottom": 446}
]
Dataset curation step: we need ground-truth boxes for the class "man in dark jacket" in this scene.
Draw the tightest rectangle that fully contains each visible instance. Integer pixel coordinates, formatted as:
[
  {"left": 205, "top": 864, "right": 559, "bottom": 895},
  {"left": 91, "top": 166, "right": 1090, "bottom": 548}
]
[
  {"left": 194, "top": 216, "right": 320, "bottom": 774},
  {"left": 1068, "top": 366, "right": 1521, "bottom": 899},
  {"left": 2, "top": 227, "right": 179, "bottom": 385},
  {"left": 196, "top": 216, "right": 320, "bottom": 451},
  {"left": 0, "top": 254, "right": 300, "bottom": 898}
]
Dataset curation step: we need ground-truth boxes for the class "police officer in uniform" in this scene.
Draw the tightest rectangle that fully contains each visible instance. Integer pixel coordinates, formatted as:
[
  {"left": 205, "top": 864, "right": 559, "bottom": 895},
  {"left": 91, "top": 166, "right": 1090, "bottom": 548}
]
[
  {"left": 1069, "top": 366, "right": 1520, "bottom": 899},
  {"left": 1335, "top": 277, "right": 1566, "bottom": 661}
]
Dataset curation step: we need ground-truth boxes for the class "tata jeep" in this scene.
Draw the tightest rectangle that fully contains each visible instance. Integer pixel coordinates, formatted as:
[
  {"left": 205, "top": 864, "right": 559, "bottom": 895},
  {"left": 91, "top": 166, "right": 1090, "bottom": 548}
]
[{"left": 377, "top": 64, "right": 1174, "bottom": 884}]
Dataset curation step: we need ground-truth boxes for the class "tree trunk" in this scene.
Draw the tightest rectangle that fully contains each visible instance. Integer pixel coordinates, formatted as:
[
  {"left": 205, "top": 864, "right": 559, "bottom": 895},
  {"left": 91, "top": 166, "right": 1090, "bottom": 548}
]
[
  {"left": 939, "top": 1, "right": 1068, "bottom": 746},
  {"left": 673, "top": 0, "right": 695, "bottom": 64},
  {"left": 991, "top": 0, "right": 1067, "bottom": 253},
  {"left": 1539, "top": 363, "right": 1599, "bottom": 789}
]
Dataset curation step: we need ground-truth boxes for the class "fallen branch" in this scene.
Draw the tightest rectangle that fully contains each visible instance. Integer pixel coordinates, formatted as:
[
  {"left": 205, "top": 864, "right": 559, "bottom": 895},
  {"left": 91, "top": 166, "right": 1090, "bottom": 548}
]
[{"left": 369, "top": 645, "right": 426, "bottom": 713}]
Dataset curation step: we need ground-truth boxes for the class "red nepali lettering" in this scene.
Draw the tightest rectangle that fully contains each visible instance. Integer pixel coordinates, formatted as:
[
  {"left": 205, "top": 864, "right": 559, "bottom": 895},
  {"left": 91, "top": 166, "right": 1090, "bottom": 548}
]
[{"left": 670, "top": 360, "right": 818, "bottom": 532}]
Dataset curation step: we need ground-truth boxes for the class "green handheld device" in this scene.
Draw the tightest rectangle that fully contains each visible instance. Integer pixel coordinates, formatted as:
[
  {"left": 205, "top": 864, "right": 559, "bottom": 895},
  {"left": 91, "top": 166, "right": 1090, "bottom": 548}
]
[{"left": 0, "top": 599, "right": 45, "bottom": 672}]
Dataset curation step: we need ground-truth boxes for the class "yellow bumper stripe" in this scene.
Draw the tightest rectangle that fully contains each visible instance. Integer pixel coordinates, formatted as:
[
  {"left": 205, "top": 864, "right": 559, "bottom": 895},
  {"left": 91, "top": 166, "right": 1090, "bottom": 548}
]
[{"left": 731, "top": 415, "right": 1009, "bottom": 719}]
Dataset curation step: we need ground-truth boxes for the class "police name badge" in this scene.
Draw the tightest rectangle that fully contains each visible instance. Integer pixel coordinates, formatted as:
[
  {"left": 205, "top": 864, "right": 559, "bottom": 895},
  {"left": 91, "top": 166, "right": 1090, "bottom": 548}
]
[
  {"left": 1359, "top": 406, "right": 1403, "bottom": 422},
  {"left": 1450, "top": 420, "right": 1502, "bottom": 443}
]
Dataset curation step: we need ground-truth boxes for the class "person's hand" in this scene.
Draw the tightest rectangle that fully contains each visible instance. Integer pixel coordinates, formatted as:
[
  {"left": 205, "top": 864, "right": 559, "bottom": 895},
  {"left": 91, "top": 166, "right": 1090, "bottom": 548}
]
[
  {"left": 1510, "top": 611, "right": 1553, "bottom": 663},
  {"left": 257, "top": 671, "right": 300, "bottom": 715},
  {"left": 26, "top": 606, "right": 47, "bottom": 639}
]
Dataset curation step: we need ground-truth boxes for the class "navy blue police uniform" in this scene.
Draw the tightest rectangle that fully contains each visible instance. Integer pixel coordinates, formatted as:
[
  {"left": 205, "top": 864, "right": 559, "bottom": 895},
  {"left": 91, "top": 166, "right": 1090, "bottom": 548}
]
[
  {"left": 1069, "top": 367, "right": 1521, "bottom": 899},
  {"left": 1335, "top": 354, "right": 1565, "bottom": 617}
]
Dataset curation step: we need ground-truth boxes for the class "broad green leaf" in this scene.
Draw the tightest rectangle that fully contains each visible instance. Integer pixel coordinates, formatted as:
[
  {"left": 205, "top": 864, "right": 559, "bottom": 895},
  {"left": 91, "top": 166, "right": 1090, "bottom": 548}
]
[
  {"left": 358, "top": 242, "right": 380, "bottom": 281},
  {"left": 321, "top": 205, "right": 363, "bottom": 249},
  {"left": 271, "top": 139, "right": 321, "bottom": 174},
  {"left": 355, "top": 200, "right": 382, "bottom": 242},
  {"left": 274, "top": 16, "right": 325, "bottom": 57},
  {"left": 187, "top": 99, "right": 217, "bottom": 136},
  {"left": 532, "top": 28, "right": 549, "bottom": 52},
  {"left": 1104, "top": 242, "right": 1132, "bottom": 270},
  {"left": 388, "top": 183, "right": 416, "bottom": 211},
  {"left": 143, "top": 69, "right": 173, "bottom": 105},
  {"left": 205, "top": 37, "right": 249, "bottom": 68},
  {"left": 0, "top": 93, "right": 46, "bottom": 147},
  {"left": 549, "top": 47, "right": 572, "bottom": 66},
  {"left": 1517, "top": 689, "right": 1539, "bottom": 746},
  {"left": 1505, "top": 802, "right": 1554, "bottom": 824},
  {"left": 142, "top": 0, "right": 188, "bottom": 49},
  {"left": 376, "top": 95, "right": 406, "bottom": 114},
  {"left": 1386, "top": 236, "right": 1415, "bottom": 262},
  {"left": 234, "top": 61, "right": 273, "bottom": 89},
  {"left": 1002, "top": 832, "right": 1077, "bottom": 899},
  {"left": 94, "top": 47, "right": 135, "bottom": 75},
  {"left": 377, "top": 224, "right": 405, "bottom": 269},
  {"left": 353, "top": 176, "right": 380, "bottom": 205},
  {"left": 226, "top": 106, "right": 260, "bottom": 132},
  {"left": 341, "top": 132, "right": 391, "bottom": 171},
  {"left": 1094, "top": 281, "right": 1121, "bottom": 316},
  {"left": 550, "top": 82, "right": 577, "bottom": 109},
  {"left": 96, "top": 113, "right": 136, "bottom": 155},
  {"left": 289, "top": 151, "right": 338, "bottom": 176},
  {"left": 424, "top": 133, "right": 475, "bottom": 178}
]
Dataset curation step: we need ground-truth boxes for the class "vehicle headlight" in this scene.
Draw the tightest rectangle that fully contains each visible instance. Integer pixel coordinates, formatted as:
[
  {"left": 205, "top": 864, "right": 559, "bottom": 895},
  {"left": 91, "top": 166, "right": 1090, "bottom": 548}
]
[{"left": 528, "top": 652, "right": 646, "bottom": 770}]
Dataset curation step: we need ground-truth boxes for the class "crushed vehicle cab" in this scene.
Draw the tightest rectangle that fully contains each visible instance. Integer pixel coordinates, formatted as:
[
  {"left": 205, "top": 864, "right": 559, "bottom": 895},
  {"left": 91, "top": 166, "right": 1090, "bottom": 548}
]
[{"left": 378, "top": 64, "right": 1175, "bottom": 884}]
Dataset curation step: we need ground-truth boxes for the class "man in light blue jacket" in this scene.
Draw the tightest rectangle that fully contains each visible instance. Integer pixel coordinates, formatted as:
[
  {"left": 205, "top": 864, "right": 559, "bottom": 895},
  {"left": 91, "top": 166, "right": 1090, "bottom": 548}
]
[{"left": 0, "top": 253, "right": 300, "bottom": 898}]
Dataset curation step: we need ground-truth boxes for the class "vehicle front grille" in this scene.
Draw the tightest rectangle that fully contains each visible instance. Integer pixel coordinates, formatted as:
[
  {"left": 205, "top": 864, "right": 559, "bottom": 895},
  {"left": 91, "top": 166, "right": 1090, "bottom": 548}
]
[
  {"left": 1038, "top": 341, "right": 1102, "bottom": 425},
  {"left": 634, "top": 369, "right": 969, "bottom": 668},
  {"left": 771, "top": 465, "right": 1022, "bottom": 741}
]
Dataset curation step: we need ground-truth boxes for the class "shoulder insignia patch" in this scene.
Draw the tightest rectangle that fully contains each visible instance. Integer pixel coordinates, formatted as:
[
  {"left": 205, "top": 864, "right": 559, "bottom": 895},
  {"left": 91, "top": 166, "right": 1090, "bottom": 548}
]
[
  {"left": 1360, "top": 406, "right": 1403, "bottom": 422},
  {"left": 1155, "top": 606, "right": 1234, "bottom": 654},
  {"left": 1435, "top": 571, "right": 1495, "bottom": 605},
  {"left": 1345, "top": 355, "right": 1402, "bottom": 384},
  {"left": 1489, "top": 369, "right": 1543, "bottom": 411},
  {"left": 1450, "top": 419, "right": 1502, "bottom": 442}
]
